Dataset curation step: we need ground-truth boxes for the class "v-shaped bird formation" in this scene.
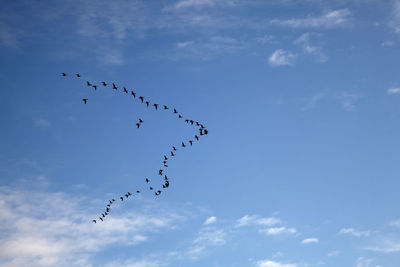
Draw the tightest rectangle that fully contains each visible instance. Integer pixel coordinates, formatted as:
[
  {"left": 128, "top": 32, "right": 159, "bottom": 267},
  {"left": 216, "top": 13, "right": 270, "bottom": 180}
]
[{"left": 61, "top": 72, "right": 209, "bottom": 224}]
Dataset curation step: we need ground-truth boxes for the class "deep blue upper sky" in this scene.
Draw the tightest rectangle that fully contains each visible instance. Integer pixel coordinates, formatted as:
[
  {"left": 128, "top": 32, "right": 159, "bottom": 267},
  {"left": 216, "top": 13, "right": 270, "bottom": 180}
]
[{"left": 1, "top": 0, "right": 400, "bottom": 266}]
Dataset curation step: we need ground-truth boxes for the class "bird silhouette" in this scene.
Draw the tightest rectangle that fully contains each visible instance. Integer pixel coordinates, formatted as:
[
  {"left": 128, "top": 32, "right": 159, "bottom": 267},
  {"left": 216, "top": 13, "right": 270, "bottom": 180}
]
[
  {"left": 106, "top": 207, "right": 110, "bottom": 212},
  {"left": 171, "top": 151, "right": 175, "bottom": 156},
  {"left": 164, "top": 155, "right": 168, "bottom": 160},
  {"left": 150, "top": 187, "right": 153, "bottom": 190},
  {"left": 102, "top": 213, "right": 105, "bottom": 218},
  {"left": 204, "top": 129, "right": 208, "bottom": 135},
  {"left": 185, "top": 120, "right": 189, "bottom": 123},
  {"left": 136, "top": 123, "right": 140, "bottom": 128},
  {"left": 112, "top": 199, "right": 115, "bottom": 202},
  {"left": 107, "top": 204, "right": 111, "bottom": 207},
  {"left": 182, "top": 142, "right": 186, "bottom": 147},
  {"left": 178, "top": 115, "right": 183, "bottom": 118},
  {"left": 189, "top": 140, "right": 193, "bottom": 146},
  {"left": 102, "top": 81, "right": 107, "bottom": 86},
  {"left": 195, "top": 135, "right": 199, "bottom": 141},
  {"left": 99, "top": 217, "right": 103, "bottom": 221},
  {"left": 159, "top": 169, "right": 163, "bottom": 175},
  {"left": 112, "top": 83, "right": 117, "bottom": 90},
  {"left": 173, "top": 109, "right": 178, "bottom": 114},
  {"left": 92, "top": 85, "right": 97, "bottom": 90},
  {"left": 136, "top": 190, "right": 140, "bottom": 193},
  {"left": 76, "top": 74, "right": 81, "bottom": 78},
  {"left": 120, "top": 197, "right": 124, "bottom": 201},
  {"left": 153, "top": 104, "right": 158, "bottom": 109},
  {"left": 123, "top": 87, "right": 128, "bottom": 93},
  {"left": 190, "top": 120, "right": 194, "bottom": 125},
  {"left": 172, "top": 146, "right": 177, "bottom": 151},
  {"left": 125, "top": 194, "right": 129, "bottom": 198},
  {"left": 196, "top": 122, "right": 200, "bottom": 126},
  {"left": 131, "top": 91, "right": 136, "bottom": 97},
  {"left": 82, "top": 99, "right": 88, "bottom": 104},
  {"left": 163, "top": 105, "right": 168, "bottom": 110},
  {"left": 62, "top": 72, "right": 67, "bottom": 76},
  {"left": 127, "top": 192, "right": 131, "bottom": 196},
  {"left": 164, "top": 175, "right": 168, "bottom": 180},
  {"left": 164, "top": 164, "right": 168, "bottom": 167},
  {"left": 139, "top": 96, "right": 144, "bottom": 102},
  {"left": 145, "top": 178, "right": 149, "bottom": 183},
  {"left": 163, "top": 160, "right": 167, "bottom": 164},
  {"left": 87, "top": 81, "right": 92, "bottom": 86},
  {"left": 92, "top": 220, "right": 96, "bottom": 223},
  {"left": 109, "top": 200, "right": 112, "bottom": 204},
  {"left": 145, "top": 101, "right": 150, "bottom": 107},
  {"left": 139, "top": 118, "right": 143, "bottom": 123}
]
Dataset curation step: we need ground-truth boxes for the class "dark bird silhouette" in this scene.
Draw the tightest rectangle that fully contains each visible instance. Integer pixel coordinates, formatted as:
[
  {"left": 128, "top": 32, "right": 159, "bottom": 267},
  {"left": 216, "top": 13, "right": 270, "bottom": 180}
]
[
  {"left": 159, "top": 169, "right": 163, "bottom": 175},
  {"left": 171, "top": 151, "right": 175, "bottom": 156},
  {"left": 189, "top": 140, "right": 193, "bottom": 146},
  {"left": 62, "top": 72, "right": 67, "bottom": 76},
  {"left": 153, "top": 104, "right": 158, "bottom": 109},
  {"left": 164, "top": 164, "right": 168, "bottom": 167},
  {"left": 204, "top": 129, "right": 208, "bottom": 135},
  {"left": 113, "top": 83, "right": 117, "bottom": 90},
  {"left": 163, "top": 105, "right": 168, "bottom": 110},
  {"left": 164, "top": 155, "right": 168, "bottom": 161},
  {"left": 182, "top": 142, "right": 186, "bottom": 147},
  {"left": 99, "top": 217, "right": 103, "bottom": 221},
  {"left": 136, "top": 190, "right": 140, "bottom": 193},
  {"left": 123, "top": 87, "right": 128, "bottom": 93},
  {"left": 163, "top": 160, "right": 167, "bottom": 164},
  {"left": 87, "top": 81, "right": 92, "bottom": 86},
  {"left": 107, "top": 204, "right": 111, "bottom": 207},
  {"left": 109, "top": 200, "right": 113, "bottom": 204},
  {"left": 125, "top": 194, "right": 129, "bottom": 198},
  {"left": 76, "top": 74, "right": 81, "bottom": 78},
  {"left": 172, "top": 146, "right": 177, "bottom": 151},
  {"left": 106, "top": 207, "right": 110, "bottom": 212},
  {"left": 112, "top": 199, "right": 115, "bottom": 202},
  {"left": 196, "top": 122, "right": 200, "bottom": 126},
  {"left": 92, "top": 85, "right": 97, "bottom": 90},
  {"left": 173, "top": 109, "right": 178, "bottom": 114},
  {"left": 136, "top": 123, "right": 140, "bottom": 128},
  {"left": 127, "top": 192, "right": 131, "bottom": 196},
  {"left": 145, "top": 101, "right": 150, "bottom": 107},
  {"left": 200, "top": 129, "right": 204, "bottom": 136},
  {"left": 163, "top": 185, "right": 166, "bottom": 188},
  {"left": 150, "top": 187, "right": 153, "bottom": 190},
  {"left": 139, "top": 119, "right": 143, "bottom": 123},
  {"left": 102, "top": 213, "right": 105, "bottom": 218},
  {"left": 139, "top": 96, "right": 144, "bottom": 102},
  {"left": 145, "top": 178, "right": 149, "bottom": 183},
  {"left": 185, "top": 120, "right": 189, "bottom": 123},
  {"left": 178, "top": 115, "right": 183, "bottom": 118},
  {"left": 93, "top": 220, "right": 96, "bottom": 223},
  {"left": 102, "top": 82, "right": 107, "bottom": 86},
  {"left": 120, "top": 197, "right": 124, "bottom": 201},
  {"left": 195, "top": 135, "right": 199, "bottom": 141},
  {"left": 82, "top": 98, "right": 88, "bottom": 104},
  {"left": 131, "top": 91, "right": 136, "bottom": 97},
  {"left": 164, "top": 175, "right": 168, "bottom": 180},
  {"left": 190, "top": 120, "right": 194, "bottom": 125},
  {"left": 200, "top": 124, "right": 205, "bottom": 129}
]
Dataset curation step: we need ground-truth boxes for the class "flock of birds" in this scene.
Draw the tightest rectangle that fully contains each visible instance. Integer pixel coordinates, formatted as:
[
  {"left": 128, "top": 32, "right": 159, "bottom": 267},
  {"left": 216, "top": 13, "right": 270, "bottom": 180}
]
[{"left": 61, "top": 72, "right": 209, "bottom": 223}]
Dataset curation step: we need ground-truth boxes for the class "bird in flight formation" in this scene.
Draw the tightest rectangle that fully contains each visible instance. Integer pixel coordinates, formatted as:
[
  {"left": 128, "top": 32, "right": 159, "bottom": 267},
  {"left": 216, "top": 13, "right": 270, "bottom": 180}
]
[{"left": 61, "top": 72, "right": 209, "bottom": 223}]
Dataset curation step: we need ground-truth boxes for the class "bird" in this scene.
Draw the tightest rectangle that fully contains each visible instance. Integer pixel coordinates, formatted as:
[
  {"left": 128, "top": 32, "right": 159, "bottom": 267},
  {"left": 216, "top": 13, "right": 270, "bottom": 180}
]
[
  {"left": 204, "top": 129, "right": 208, "bottom": 135},
  {"left": 127, "top": 192, "right": 131, "bottom": 196},
  {"left": 102, "top": 81, "right": 107, "bottom": 86},
  {"left": 172, "top": 146, "right": 177, "bottom": 151},
  {"left": 195, "top": 135, "right": 199, "bottom": 141},
  {"left": 173, "top": 109, "right": 178, "bottom": 114},
  {"left": 139, "top": 96, "right": 144, "bottom": 102},
  {"left": 112, "top": 83, "right": 117, "bottom": 90},
  {"left": 131, "top": 91, "right": 136, "bottom": 97},
  {"left": 62, "top": 72, "right": 67, "bottom": 76},
  {"left": 82, "top": 99, "right": 88, "bottom": 104},
  {"left": 123, "top": 87, "right": 128, "bottom": 93},
  {"left": 185, "top": 120, "right": 189, "bottom": 123},
  {"left": 76, "top": 74, "right": 81, "bottom": 78},
  {"left": 163, "top": 105, "right": 168, "bottom": 110},
  {"left": 153, "top": 104, "right": 158, "bottom": 109},
  {"left": 159, "top": 169, "right": 163, "bottom": 175},
  {"left": 107, "top": 204, "right": 111, "bottom": 207},
  {"left": 164, "top": 164, "right": 168, "bottom": 167},
  {"left": 109, "top": 200, "right": 113, "bottom": 204},
  {"left": 178, "top": 115, "right": 183, "bottom": 118},
  {"left": 92, "top": 220, "right": 96, "bottom": 223},
  {"left": 163, "top": 160, "right": 167, "bottom": 164},
  {"left": 92, "top": 85, "right": 97, "bottom": 90},
  {"left": 136, "top": 123, "right": 140, "bottom": 128},
  {"left": 145, "top": 178, "right": 149, "bottom": 183},
  {"left": 164, "top": 155, "right": 168, "bottom": 160},
  {"left": 87, "top": 81, "right": 92, "bottom": 86},
  {"left": 190, "top": 120, "right": 194, "bottom": 125},
  {"left": 150, "top": 187, "right": 153, "bottom": 190},
  {"left": 120, "top": 197, "right": 124, "bottom": 201},
  {"left": 99, "top": 217, "right": 103, "bottom": 221},
  {"left": 164, "top": 175, "right": 168, "bottom": 180},
  {"left": 145, "top": 101, "right": 150, "bottom": 107},
  {"left": 112, "top": 199, "right": 115, "bottom": 202},
  {"left": 196, "top": 122, "right": 200, "bottom": 126},
  {"left": 125, "top": 194, "right": 129, "bottom": 198},
  {"left": 171, "top": 151, "right": 175, "bottom": 156},
  {"left": 102, "top": 213, "right": 105, "bottom": 218},
  {"left": 200, "top": 129, "right": 204, "bottom": 136},
  {"left": 163, "top": 185, "right": 166, "bottom": 188},
  {"left": 136, "top": 190, "right": 140, "bottom": 193},
  {"left": 189, "top": 140, "right": 193, "bottom": 146},
  {"left": 200, "top": 124, "right": 205, "bottom": 129},
  {"left": 139, "top": 118, "right": 143, "bottom": 123},
  {"left": 182, "top": 142, "right": 186, "bottom": 147},
  {"left": 106, "top": 207, "right": 110, "bottom": 212}
]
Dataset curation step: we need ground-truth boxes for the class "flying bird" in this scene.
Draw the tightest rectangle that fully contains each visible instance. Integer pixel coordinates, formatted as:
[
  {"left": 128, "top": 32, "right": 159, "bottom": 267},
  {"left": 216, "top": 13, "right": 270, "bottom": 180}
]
[
  {"left": 145, "top": 178, "right": 149, "bottom": 183},
  {"left": 173, "top": 109, "right": 178, "bottom": 114},
  {"left": 82, "top": 98, "right": 88, "bottom": 104},
  {"left": 123, "top": 87, "right": 128, "bottom": 93},
  {"left": 136, "top": 190, "right": 140, "bottom": 193},
  {"left": 139, "top": 118, "right": 143, "bottom": 123},
  {"left": 159, "top": 169, "right": 163, "bottom": 175},
  {"left": 99, "top": 217, "right": 103, "bottom": 221},
  {"left": 106, "top": 207, "right": 110, "bottom": 212},
  {"left": 185, "top": 120, "right": 189, "bottom": 123},
  {"left": 153, "top": 104, "right": 158, "bottom": 109},
  {"left": 125, "top": 194, "right": 129, "bottom": 198},
  {"left": 127, "top": 192, "right": 131, "bottom": 196},
  {"left": 145, "top": 101, "right": 150, "bottom": 107},
  {"left": 164, "top": 155, "right": 168, "bottom": 160},
  {"left": 62, "top": 72, "right": 67, "bottom": 76},
  {"left": 189, "top": 140, "right": 193, "bottom": 146},
  {"left": 182, "top": 142, "right": 186, "bottom": 147},
  {"left": 172, "top": 146, "right": 177, "bottom": 151},
  {"left": 87, "top": 81, "right": 92, "bottom": 86},
  {"left": 204, "top": 129, "right": 208, "bottom": 135},
  {"left": 195, "top": 135, "right": 199, "bottom": 141},
  {"left": 178, "top": 115, "right": 183, "bottom": 118},
  {"left": 131, "top": 91, "right": 136, "bottom": 97},
  {"left": 102, "top": 82, "right": 107, "bottom": 86},
  {"left": 92, "top": 220, "right": 96, "bottom": 223},
  {"left": 120, "top": 197, "right": 124, "bottom": 201},
  {"left": 150, "top": 187, "right": 153, "bottom": 190},
  {"left": 196, "top": 122, "right": 200, "bottom": 126},
  {"left": 190, "top": 120, "right": 194, "bottom": 125},
  {"left": 92, "top": 85, "right": 97, "bottom": 90},
  {"left": 171, "top": 151, "right": 175, "bottom": 156},
  {"left": 163, "top": 105, "right": 168, "bottom": 110},
  {"left": 164, "top": 164, "right": 168, "bottom": 167},
  {"left": 136, "top": 123, "right": 140, "bottom": 128},
  {"left": 112, "top": 83, "right": 117, "bottom": 90},
  {"left": 76, "top": 74, "right": 81, "bottom": 78},
  {"left": 139, "top": 96, "right": 144, "bottom": 102}
]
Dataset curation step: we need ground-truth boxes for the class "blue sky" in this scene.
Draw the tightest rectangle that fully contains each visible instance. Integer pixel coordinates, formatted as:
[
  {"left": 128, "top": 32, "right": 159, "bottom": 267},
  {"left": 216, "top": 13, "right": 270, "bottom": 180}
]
[{"left": 1, "top": 0, "right": 400, "bottom": 266}]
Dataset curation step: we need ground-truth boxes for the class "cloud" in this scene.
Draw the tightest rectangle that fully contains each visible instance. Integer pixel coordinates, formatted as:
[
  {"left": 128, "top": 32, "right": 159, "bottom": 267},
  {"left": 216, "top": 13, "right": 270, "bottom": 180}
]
[
  {"left": 270, "top": 9, "right": 351, "bottom": 28},
  {"left": 0, "top": 185, "right": 184, "bottom": 267},
  {"left": 294, "top": 33, "right": 327, "bottom": 62},
  {"left": 172, "top": 0, "right": 215, "bottom": 10},
  {"left": 256, "top": 260, "right": 297, "bottom": 267},
  {"left": 364, "top": 237, "right": 400, "bottom": 253},
  {"left": 355, "top": 257, "right": 374, "bottom": 267},
  {"left": 301, "top": 91, "right": 327, "bottom": 111},
  {"left": 389, "top": 219, "right": 400, "bottom": 227},
  {"left": 204, "top": 216, "right": 217, "bottom": 225},
  {"left": 236, "top": 215, "right": 281, "bottom": 227},
  {"left": 188, "top": 226, "right": 227, "bottom": 258},
  {"left": 381, "top": 41, "right": 394, "bottom": 47},
  {"left": 387, "top": 87, "right": 400, "bottom": 95},
  {"left": 268, "top": 49, "right": 296, "bottom": 66},
  {"left": 389, "top": 0, "right": 400, "bottom": 32},
  {"left": 327, "top": 250, "right": 340, "bottom": 257},
  {"left": 338, "top": 228, "right": 371, "bottom": 237},
  {"left": 33, "top": 119, "right": 51, "bottom": 128},
  {"left": 301, "top": 238, "right": 319, "bottom": 244},
  {"left": 260, "top": 227, "right": 297, "bottom": 236},
  {"left": 338, "top": 92, "right": 362, "bottom": 112}
]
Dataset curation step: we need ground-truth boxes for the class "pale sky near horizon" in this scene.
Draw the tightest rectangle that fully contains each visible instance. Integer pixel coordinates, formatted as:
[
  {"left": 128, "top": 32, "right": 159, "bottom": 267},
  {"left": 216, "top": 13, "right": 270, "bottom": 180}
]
[{"left": 1, "top": 0, "right": 400, "bottom": 266}]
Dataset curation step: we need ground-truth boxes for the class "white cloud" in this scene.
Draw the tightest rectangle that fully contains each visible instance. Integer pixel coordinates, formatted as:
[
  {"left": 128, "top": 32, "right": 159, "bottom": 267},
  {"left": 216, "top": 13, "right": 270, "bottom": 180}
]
[
  {"left": 188, "top": 226, "right": 227, "bottom": 258},
  {"left": 338, "top": 228, "right": 371, "bottom": 237},
  {"left": 204, "top": 216, "right": 217, "bottom": 225},
  {"left": 268, "top": 49, "right": 296, "bottom": 67},
  {"left": 387, "top": 87, "right": 400, "bottom": 95},
  {"left": 236, "top": 215, "right": 280, "bottom": 227},
  {"left": 338, "top": 92, "right": 362, "bottom": 112},
  {"left": 34, "top": 119, "right": 51, "bottom": 128},
  {"left": 173, "top": 0, "right": 215, "bottom": 9},
  {"left": 328, "top": 250, "right": 340, "bottom": 257},
  {"left": 381, "top": 41, "right": 394, "bottom": 47},
  {"left": 301, "top": 238, "right": 319, "bottom": 244},
  {"left": 176, "top": 41, "right": 194, "bottom": 48},
  {"left": 256, "top": 260, "right": 297, "bottom": 267},
  {"left": 389, "top": 0, "right": 400, "bottom": 32},
  {"left": 294, "top": 33, "right": 327, "bottom": 62},
  {"left": 270, "top": 9, "right": 351, "bottom": 28},
  {"left": 365, "top": 237, "right": 400, "bottom": 253},
  {"left": 0, "top": 186, "right": 184, "bottom": 267},
  {"left": 260, "top": 227, "right": 297, "bottom": 236},
  {"left": 355, "top": 257, "right": 374, "bottom": 267},
  {"left": 389, "top": 219, "right": 400, "bottom": 227},
  {"left": 301, "top": 91, "right": 328, "bottom": 111}
]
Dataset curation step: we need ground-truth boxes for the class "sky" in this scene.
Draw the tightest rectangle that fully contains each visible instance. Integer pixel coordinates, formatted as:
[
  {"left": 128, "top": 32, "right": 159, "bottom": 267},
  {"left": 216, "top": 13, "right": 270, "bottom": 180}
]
[{"left": 1, "top": 0, "right": 400, "bottom": 266}]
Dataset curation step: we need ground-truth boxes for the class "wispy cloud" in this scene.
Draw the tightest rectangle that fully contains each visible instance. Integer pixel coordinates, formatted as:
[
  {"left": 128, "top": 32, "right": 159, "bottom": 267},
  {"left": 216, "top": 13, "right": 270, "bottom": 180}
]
[
  {"left": 294, "top": 33, "right": 327, "bottom": 62},
  {"left": 187, "top": 226, "right": 227, "bottom": 258},
  {"left": 389, "top": 219, "right": 400, "bottom": 227},
  {"left": 256, "top": 259, "right": 297, "bottom": 267},
  {"left": 204, "top": 216, "right": 217, "bottom": 225},
  {"left": 301, "top": 238, "right": 319, "bottom": 244},
  {"left": 268, "top": 49, "right": 296, "bottom": 67},
  {"left": 387, "top": 87, "right": 400, "bottom": 95},
  {"left": 270, "top": 9, "right": 351, "bottom": 28},
  {"left": 236, "top": 215, "right": 281, "bottom": 227},
  {"left": 389, "top": 0, "right": 400, "bottom": 32},
  {"left": 33, "top": 119, "right": 51, "bottom": 128},
  {"left": 338, "top": 228, "right": 371, "bottom": 237},
  {"left": 381, "top": 41, "right": 394, "bottom": 47},
  {"left": 355, "top": 257, "right": 374, "bottom": 267},
  {"left": 260, "top": 227, "right": 297, "bottom": 236},
  {"left": 301, "top": 91, "right": 328, "bottom": 111},
  {"left": 338, "top": 92, "right": 362, "bottom": 111}
]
